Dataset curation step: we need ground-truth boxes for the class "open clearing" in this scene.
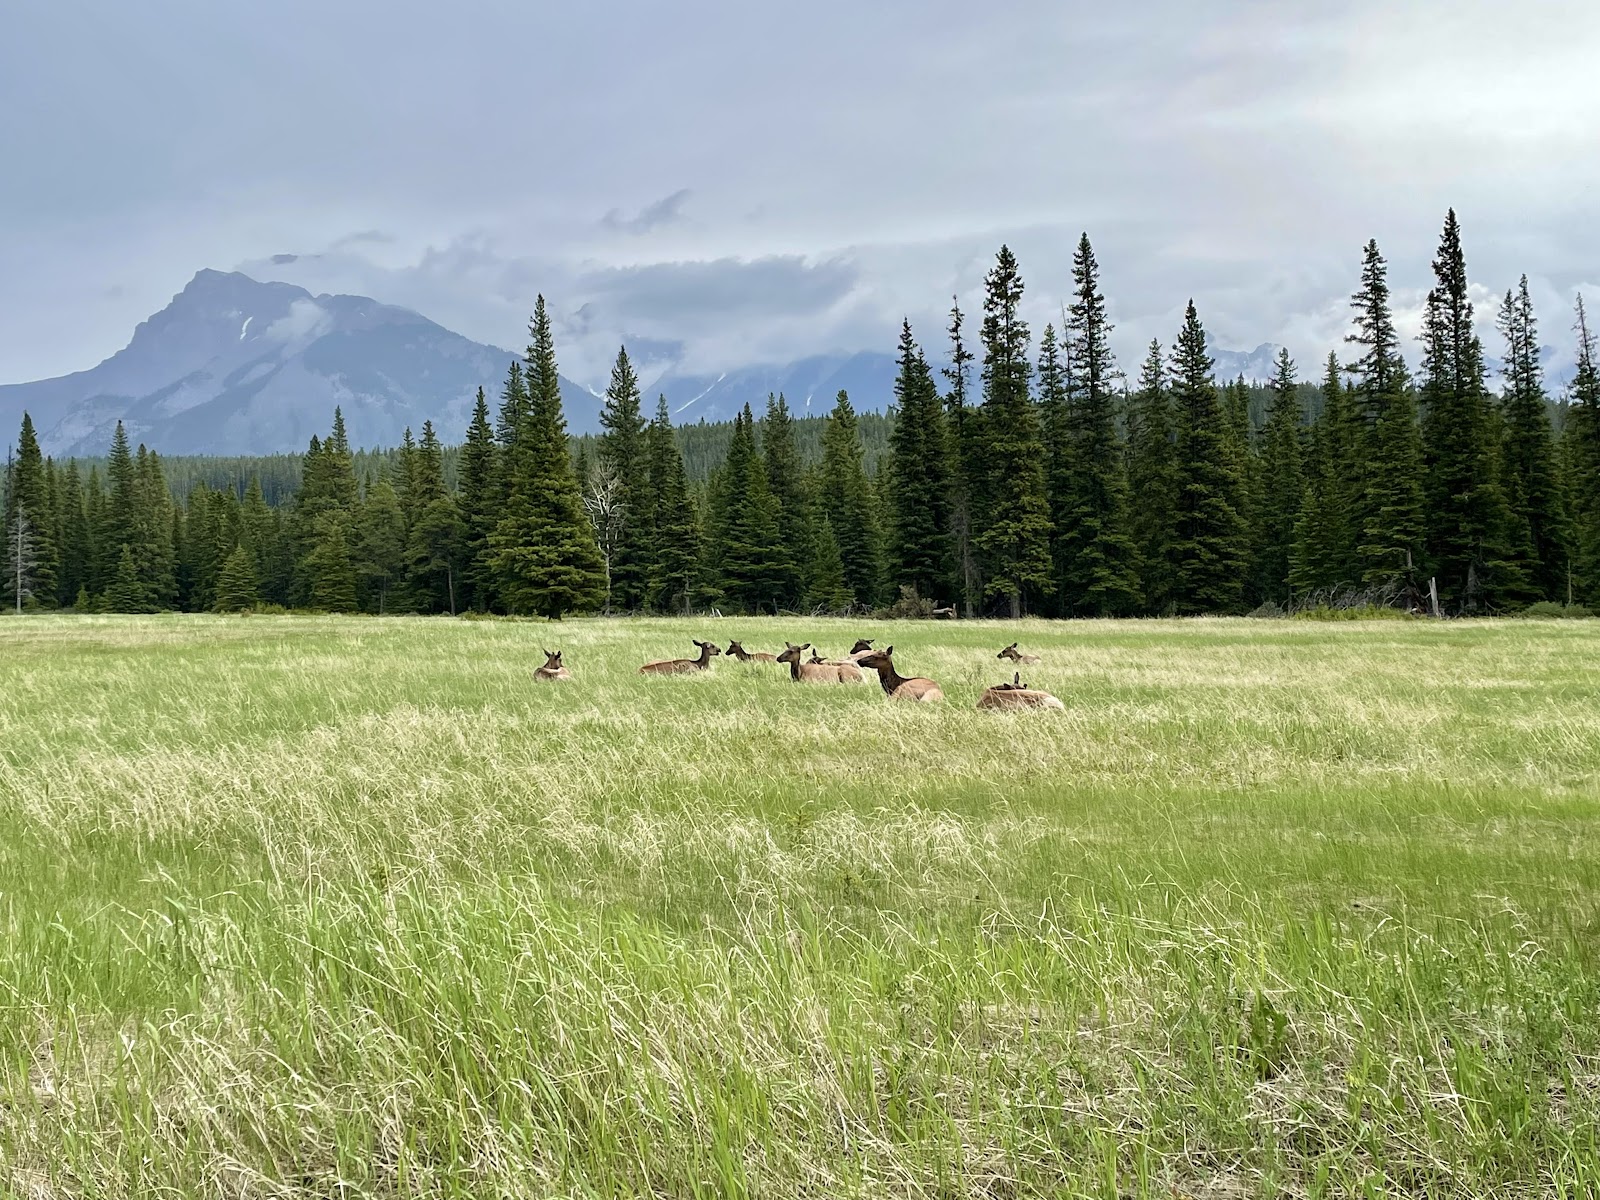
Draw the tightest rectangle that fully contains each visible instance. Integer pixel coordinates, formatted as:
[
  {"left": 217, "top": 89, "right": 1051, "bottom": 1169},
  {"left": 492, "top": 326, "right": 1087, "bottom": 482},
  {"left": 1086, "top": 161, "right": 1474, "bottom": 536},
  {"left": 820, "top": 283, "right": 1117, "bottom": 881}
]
[{"left": 2, "top": 614, "right": 1598, "bottom": 1197}]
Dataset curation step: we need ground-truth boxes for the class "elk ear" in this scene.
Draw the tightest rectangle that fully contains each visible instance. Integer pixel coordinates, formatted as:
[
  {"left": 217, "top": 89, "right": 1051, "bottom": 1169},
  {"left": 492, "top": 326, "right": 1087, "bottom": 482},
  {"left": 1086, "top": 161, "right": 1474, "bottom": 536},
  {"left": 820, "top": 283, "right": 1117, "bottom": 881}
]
[{"left": 885, "top": 645, "right": 894, "bottom": 655}]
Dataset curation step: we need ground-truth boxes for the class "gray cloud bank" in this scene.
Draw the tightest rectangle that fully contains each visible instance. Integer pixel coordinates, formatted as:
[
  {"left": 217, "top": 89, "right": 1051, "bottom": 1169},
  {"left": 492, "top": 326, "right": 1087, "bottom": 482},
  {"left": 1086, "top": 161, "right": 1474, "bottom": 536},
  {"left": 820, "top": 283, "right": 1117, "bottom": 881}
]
[{"left": 2, "top": 1, "right": 1598, "bottom": 389}]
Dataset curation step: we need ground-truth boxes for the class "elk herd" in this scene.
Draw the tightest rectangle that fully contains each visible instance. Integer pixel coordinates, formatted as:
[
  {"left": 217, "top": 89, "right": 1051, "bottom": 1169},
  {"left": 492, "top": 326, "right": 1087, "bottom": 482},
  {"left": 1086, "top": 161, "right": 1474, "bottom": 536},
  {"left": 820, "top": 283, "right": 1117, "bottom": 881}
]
[{"left": 537, "top": 637, "right": 1065, "bottom": 711}]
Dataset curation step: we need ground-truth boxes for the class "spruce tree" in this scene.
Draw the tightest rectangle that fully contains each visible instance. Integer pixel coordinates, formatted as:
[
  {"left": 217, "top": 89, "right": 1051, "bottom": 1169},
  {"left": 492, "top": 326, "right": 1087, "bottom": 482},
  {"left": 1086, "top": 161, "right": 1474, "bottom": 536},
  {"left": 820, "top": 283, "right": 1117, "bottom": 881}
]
[
  {"left": 103, "top": 544, "right": 151, "bottom": 613},
  {"left": 102, "top": 421, "right": 137, "bottom": 583},
  {"left": 597, "top": 346, "right": 649, "bottom": 610},
  {"left": 212, "top": 544, "right": 259, "bottom": 612},
  {"left": 1566, "top": 296, "right": 1600, "bottom": 603},
  {"left": 404, "top": 421, "right": 461, "bottom": 612},
  {"left": 760, "top": 393, "right": 809, "bottom": 607},
  {"left": 974, "top": 245, "right": 1051, "bottom": 616},
  {"left": 806, "top": 514, "right": 852, "bottom": 611},
  {"left": 942, "top": 297, "right": 981, "bottom": 613},
  {"left": 84, "top": 467, "right": 107, "bottom": 596},
  {"left": 457, "top": 387, "right": 501, "bottom": 611},
  {"left": 356, "top": 479, "right": 407, "bottom": 613},
  {"left": 1347, "top": 239, "right": 1426, "bottom": 588},
  {"left": 886, "top": 321, "right": 952, "bottom": 602},
  {"left": 707, "top": 404, "right": 788, "bottom": 612},
  {"left": 306, "top": 514, "right": 359, "bottom": 612},
  {"left": 1418, "top": 210, "right": 1520, "bottom": 610},
  {"left": 644, "top": 396, "right": 700, "bottom": 613},
  {"left": 489, "top": 296, "right": 605, "bottom": 618},
  {"left": 495, "top": 360, "right": 529, "bottom": 450},
  {"left": 1038, "top": 321, "right": 1073, "bottom": 614},
  {"left": 1169, "top": 301, "right": 1248, "bottom": 612},
  {"left": 1057, "top": 234, "right": 1140, "bottom": 615},
  {"left": 55, "top": 461, "right": 89, "bottom": 607},
  {"left": 1290, "top": 353, "right": 1362, "bottom": 595},
  {"left": 239, "top": 477, "right": 283, "bottom": 603},
  {"left": 818, "top": 390, "right": 885, "bottom": 607},
  {"left": 134, "top": 447, "right": 178, "bottom": 609},
  {"left": 1497, "top": 276, "right": 1566, "bottom": 600},
  {"left": 1, "top": 414, "right": 58, "bottom": 608},
  {"left": 1126, "top": 339, "right": 1180, "bottom": 614},
  {"left": 1255, "top": 349, "right": 1306, "bottom": 603}
]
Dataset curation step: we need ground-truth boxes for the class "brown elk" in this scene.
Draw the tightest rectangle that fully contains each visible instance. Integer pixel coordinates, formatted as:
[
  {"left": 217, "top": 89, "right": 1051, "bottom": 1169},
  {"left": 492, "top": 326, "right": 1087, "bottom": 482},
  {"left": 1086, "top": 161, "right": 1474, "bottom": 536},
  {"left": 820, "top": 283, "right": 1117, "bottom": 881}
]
[
  {"left": 725, "top": 640, "right": 776, "bottom": 663},
  {"left": 639, "top": 639, "right": 722, "bottom": 675},
  {"left": 977, "top": 671, "right": 1064, "bottom": 712},
  {"left": 811, "top": 638, "right": 876, "bottom": 668},
  {"left": 997, "top": 642, "right": 1041, "bottom": 665},
  {"left": 534, "top": 649, "right": 572, "bottom": 682},
  {"left": 855, "top": 646, "right": 944, "bottom": 702},
  {"left": 778, "top": 642, "right": 864, "bottom": 684}
]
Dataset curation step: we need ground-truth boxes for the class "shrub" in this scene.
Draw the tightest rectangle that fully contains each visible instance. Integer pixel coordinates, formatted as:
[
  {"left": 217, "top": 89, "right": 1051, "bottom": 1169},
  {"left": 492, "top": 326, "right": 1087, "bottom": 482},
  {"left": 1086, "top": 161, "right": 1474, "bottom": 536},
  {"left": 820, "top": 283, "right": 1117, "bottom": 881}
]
[{"left": 1518, "top": 601, "right": 1593, "bottom": 619}]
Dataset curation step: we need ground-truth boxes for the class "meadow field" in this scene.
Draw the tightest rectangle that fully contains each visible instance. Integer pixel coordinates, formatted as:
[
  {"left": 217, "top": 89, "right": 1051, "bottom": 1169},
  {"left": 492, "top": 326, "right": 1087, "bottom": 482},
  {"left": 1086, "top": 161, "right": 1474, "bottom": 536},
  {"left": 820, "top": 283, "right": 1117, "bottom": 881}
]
[{"left": 1, "top": 613, "right": 1598, "bottom": 1198}]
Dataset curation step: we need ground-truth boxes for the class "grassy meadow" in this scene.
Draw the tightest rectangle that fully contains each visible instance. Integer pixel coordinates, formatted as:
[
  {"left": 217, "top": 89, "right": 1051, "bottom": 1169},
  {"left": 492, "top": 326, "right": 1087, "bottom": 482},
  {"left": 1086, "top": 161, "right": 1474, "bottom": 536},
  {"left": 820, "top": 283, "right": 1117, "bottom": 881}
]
[{"left": 1, "top": 613, "right": 1599, "bottom": 1197}]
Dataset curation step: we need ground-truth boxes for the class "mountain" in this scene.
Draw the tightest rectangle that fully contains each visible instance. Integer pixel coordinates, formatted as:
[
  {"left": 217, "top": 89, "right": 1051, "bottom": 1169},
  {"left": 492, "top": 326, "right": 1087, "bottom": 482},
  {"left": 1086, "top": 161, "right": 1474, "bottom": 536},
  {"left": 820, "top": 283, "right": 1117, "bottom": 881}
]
[
  {"left": 1208, "top": 342, "right": 1283, "bottom": 383},
  {"left": 0, "top": 270, "right": 600, "bottom": 456},
  {"left": 646, "top": 351, "right": 901, "bottom": 423}
]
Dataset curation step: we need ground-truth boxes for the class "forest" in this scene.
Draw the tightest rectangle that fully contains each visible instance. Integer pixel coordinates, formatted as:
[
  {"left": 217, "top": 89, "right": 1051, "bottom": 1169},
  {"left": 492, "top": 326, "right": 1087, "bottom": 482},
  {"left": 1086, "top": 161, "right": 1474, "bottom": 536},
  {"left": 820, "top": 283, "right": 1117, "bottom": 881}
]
[{"left": 4, "top": 211, "right": 1598, "bottom": 620}]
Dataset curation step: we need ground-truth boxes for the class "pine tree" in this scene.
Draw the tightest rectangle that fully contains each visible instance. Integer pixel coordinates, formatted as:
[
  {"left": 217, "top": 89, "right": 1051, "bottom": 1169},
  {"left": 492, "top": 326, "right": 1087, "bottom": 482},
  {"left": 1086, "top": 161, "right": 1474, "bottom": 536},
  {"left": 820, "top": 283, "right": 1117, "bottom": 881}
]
[
  {"left": 1223, "top": 376, "right": 1262, "bottom": 605},
  {"left": 239, "top": 477, "right": 283, "bottom": 603},
  {"left": 84, "top": 467, "right": 107, "bottom": 596},
  {"left": 707, "top": 404, "right": 788, "bottom": 612},
  {"left": 1498, "top": 276, "right": 1566, "bottom": 601},
  {"left": 55, "top": 461, "right": 89, "bottom": 607},
  {"left": 817, "top": 390, "right": 885, "bottom": 607},
  {"left": 495, "top": 360, "right": 530, "bottom": 450},
  {"left": 306, "top": 515, "right": 358, "bottom": 612},
  {"left": 456, "top": 387, "right": 501, "bottom": 611},
  {"left": 644, "top": 396, "right": 700, "bottom": 612},
  {"left": 1038, "top": 321, "right": 1073, "bottom": 613},
  {"left": 597, "top": 346, "right": 648, "bottom": 610},
  {"left": 1255, "top": 349, "right": 1306, "bottom": 603},
  {"left": 1419, "top": 210, "right": 1520, "bottom": 610},
  {"left": 489, "top": 296, "right": 605, "bottom": 618},
  {"left": 942, "top": 297, "right": 981, "bottom": 613},
  {"left": 180, "top": 481, "right": 219, "bottom": 611},
  {"left": 1347, "top": 239, "right": 1426, "bottom": 588},
  {"left": 404, "top": 421, "right": 461, "bottom": 612},
  {"left": 806, "top": 514, "right": 852, "bottom": 611},
  {"left": 290, "top": 411, "right": 359, "bottom": 605},
  {"left": 212, "top": 544, "right": 259, "bottom": 612},
  {"left": 1126, "top": 339, "right": 1180, "bottom": 614},
  {"left": 885, "top": 321, "right": 952, "bottom": 603},
  {"left": 1169, "top": 301, "right": 1248, "bottom": 612},
  {"left": 1, "top": 415, "right": 58, "bottom": 608},
  {"left": 134, "top": 447, "right": 178, "bottom": 609},
  {"left": 1290, "top": 353, "right": 1362, "bottom": 595},
  {"left": 974, "top": 245, "right": 1051, "bottom": 616},
  {"left": 1057, "top": 234, "right": 1140, "bottom": 615},
  {"left": 101, "top": 421, "right": 137, "bottom": 589},
  {"left": 103, "top": 544, "right": 151, "bottom": 613},
  {"left": 1566, "top": 296, "right": 1600, "bottom": 604},
  {"left": 760, "top": 393, "right": 809, "bottom": 608},
  {"left": 356, "top": 479, "right": 407, "bottom": 613}
]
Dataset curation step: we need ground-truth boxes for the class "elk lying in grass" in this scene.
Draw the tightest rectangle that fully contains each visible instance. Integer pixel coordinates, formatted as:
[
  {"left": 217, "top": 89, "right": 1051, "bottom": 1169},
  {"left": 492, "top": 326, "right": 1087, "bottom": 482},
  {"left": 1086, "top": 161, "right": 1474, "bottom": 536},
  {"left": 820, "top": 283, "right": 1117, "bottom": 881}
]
[
  {"left": 778, "top": 642, "right": 863, "bottom": 684},
  {"left": 639, "top": 639, "right": 721, "bottom": 675},
  {"left": 997, "top": 642, "right": 1041, "bottom": 665},
  {"left": 855, "top": 646, "right": 944, "bottom": 702},
  {"left": 725, "top": 640, "right": 776, "bottom": 663},
  {"left": 534, "top": 649, "right": 572, "bottom": 682},
  {"left": 811, "top": 639, "right": 876, "bottom": 669},
  {"left": 977, "top": 671, "right": 1064, "bottom": 712}
]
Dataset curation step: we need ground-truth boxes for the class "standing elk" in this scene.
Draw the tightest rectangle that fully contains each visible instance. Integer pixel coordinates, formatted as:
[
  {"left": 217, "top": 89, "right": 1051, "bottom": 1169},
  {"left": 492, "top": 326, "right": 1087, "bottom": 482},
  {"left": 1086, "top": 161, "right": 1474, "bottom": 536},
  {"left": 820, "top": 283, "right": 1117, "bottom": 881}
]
[
  {"left": 778, "top": 642, "right": 864, "bottom": 684},
  {"left": 977, "top": 671, "right": 1064, "bottom": 711},
  {"left": 855, "top": 646, "right": 944, "bottom": 702},
  {"left": 534, "top": 649, "right": 573, "bottom": 682},
  {"left": 640, "top": 639, "right": 722, "bottom": 675},
  {"left": 997, "top": 642, "right": 1041, "bottom": 666},
  {"left": 725, "top": 640, "right": 777, "bottom": 663}
]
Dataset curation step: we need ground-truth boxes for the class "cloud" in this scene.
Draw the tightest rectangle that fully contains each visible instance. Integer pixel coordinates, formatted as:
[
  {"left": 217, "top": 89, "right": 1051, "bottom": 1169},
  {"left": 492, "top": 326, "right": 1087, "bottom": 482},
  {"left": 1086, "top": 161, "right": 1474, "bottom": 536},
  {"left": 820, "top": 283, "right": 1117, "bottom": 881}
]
[
  {"left": 600, "top": 190, "right": 692, "bottom": 236},
  {"left": 263, "top": 298, "right": 332, "bottom": 344}
]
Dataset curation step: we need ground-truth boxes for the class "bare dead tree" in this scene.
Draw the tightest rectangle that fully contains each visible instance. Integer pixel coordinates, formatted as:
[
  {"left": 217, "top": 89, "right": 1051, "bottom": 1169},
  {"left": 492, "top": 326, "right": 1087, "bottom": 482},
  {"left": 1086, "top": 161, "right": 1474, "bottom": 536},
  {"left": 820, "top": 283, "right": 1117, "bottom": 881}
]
[
  {"left": 8, "top": 508, "right": 38, "bottom": 615},
  {"left": 581, "top": 460, "right": 627, "bottom": 617}
]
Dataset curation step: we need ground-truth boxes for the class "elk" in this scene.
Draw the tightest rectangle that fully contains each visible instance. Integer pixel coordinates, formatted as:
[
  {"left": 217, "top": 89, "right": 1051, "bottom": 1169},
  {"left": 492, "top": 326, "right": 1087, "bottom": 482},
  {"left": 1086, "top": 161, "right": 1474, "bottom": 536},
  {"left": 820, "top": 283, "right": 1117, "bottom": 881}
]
[
  {"left": 977, "top": 671, "right": 1064, "bottom": 712},
  {"left": 997, "top": 642, "right": 1041, "bottom": 665},
  {"left": 778, "top": 642, "right": 864, "bottom": 684},
  {"left": 855, "top": 646, "right": 944, "bottom": 702},
  {"left": 725, "top": 640, "right": 776, "bottom": 663},
  {"left": 639, "top": 639, "right": 722, "bottom": 675},
  {"left": 534, "top": 648, "right": 572, "bottom": 682},
  {"left": 812, "top": 638, "right": 875, "bottom": 668}
]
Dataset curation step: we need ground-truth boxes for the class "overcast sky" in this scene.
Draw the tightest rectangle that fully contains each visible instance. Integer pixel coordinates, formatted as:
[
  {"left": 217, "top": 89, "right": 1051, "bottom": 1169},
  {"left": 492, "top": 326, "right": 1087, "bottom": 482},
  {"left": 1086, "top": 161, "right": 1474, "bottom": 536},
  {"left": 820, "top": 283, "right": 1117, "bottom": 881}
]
[{"left": 3, "top": 0, "right": 1598, "bottom": 387}]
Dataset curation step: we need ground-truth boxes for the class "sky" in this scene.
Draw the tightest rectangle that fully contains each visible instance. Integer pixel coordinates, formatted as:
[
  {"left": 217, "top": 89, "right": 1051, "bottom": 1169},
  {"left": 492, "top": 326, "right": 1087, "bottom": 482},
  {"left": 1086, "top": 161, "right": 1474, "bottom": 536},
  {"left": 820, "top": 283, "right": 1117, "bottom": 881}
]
[{"left": 3, "top": 0, "right": 1598, "bottom": 388}]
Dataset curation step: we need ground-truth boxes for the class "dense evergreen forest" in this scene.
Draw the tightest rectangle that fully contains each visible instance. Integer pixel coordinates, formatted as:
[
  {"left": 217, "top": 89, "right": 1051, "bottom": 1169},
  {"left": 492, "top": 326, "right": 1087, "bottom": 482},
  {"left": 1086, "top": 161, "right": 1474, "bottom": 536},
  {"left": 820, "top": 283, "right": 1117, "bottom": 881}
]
[{"left": 6, "top": 215, "right": 1600, "bottom": 618}]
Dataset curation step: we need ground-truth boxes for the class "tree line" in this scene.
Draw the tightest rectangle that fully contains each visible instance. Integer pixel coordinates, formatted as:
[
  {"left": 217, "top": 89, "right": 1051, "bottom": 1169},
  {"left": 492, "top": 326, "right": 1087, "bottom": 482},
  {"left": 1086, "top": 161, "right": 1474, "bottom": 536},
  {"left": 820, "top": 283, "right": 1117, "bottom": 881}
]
[{"left": 5, "top": 212, "right": 1600, "bottom": 618}]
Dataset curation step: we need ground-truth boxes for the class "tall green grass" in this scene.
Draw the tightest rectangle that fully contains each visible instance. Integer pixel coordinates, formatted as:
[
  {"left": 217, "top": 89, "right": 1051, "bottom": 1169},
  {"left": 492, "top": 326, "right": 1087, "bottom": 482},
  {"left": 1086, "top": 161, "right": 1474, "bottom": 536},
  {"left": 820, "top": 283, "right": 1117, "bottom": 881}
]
[{"left": 2, "top": 614, "right": 1598, "bottom": 1196}]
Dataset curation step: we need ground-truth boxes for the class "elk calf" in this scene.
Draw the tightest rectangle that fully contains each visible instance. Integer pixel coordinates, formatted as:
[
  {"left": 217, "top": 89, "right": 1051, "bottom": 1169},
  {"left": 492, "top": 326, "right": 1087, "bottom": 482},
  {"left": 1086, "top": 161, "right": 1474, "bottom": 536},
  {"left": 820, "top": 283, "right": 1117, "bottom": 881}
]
[
  {"left": 725, "top": 640, "right": 776, "bottom": 663},
  {"left": 640, "top": 639, "right": 721, "bottom": 675},
  {"left": 534, "top": 649, "right": 572, "bottom": 682},
  {"left": 977, "top": 671, "right": 1064, "bottom": 711},
  {"left": 997, "top": 642, "right": 1041, "bottom": 665},
  {"left": 778, "top": 642, "right": 864, "bottom": 684}
]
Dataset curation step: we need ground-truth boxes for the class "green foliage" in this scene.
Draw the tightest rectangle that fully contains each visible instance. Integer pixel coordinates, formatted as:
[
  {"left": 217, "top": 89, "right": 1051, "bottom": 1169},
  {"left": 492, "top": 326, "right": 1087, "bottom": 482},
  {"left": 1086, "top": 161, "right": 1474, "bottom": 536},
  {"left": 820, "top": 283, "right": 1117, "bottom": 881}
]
[
  {"left": 886, "top": 322, "right": 951, "bottom": 602},
  {"left": 816, "top": 391, "right": 885, "bottom": 607},
  {"left": 974, "top": 245, "right": 1051, "bottom": 616},
  {"left": 1567, "top": 297, "right": 1600, "bottom": 604},
  {"left": 1126, "top": 339, "right": 1181, "bottom": 614},
  {"left": 212, "top": 543, "right": 259, "bottom": 612},
  {"left": 2, "top": 413, "right": 58, "bottom": 608},
  {"left": 644, "top": 396, "right": 700, "bottom": 613},
  {"left": 1291, "top": 354, "right": 1362, "bottom": 595},
  {"left": 1169, "top": 301, "right": 1248, "bottom": 613},
  {"left": 455, "top": 388, "right": 500, "bottom": 612},
  {"left": 597, "top": 346, "right": 649, "bottom": 610},
  {"left": 707, "top": 404, "right": 789, "bottom": 613},
  {"left": 1497, "top": 277, "right": 1566, "bottom": 600},
  {"left": 1256, "top": 349, "right": 1306, "bottom": 603},
  {"left": 760, "top": 393, "right": 810, "bottom": 609}
]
